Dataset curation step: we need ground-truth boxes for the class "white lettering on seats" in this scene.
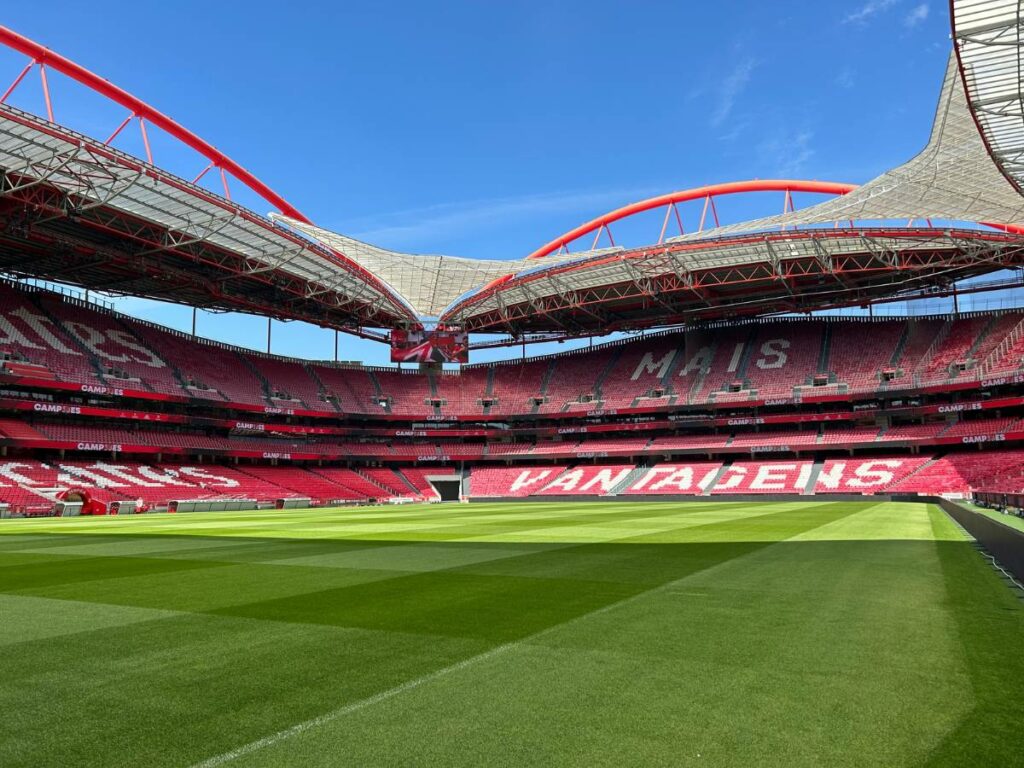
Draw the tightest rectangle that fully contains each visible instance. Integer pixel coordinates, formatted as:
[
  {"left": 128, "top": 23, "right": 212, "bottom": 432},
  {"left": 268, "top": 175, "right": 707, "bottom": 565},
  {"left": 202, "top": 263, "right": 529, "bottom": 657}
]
[
  {"left": 90, "top": 462, "right": 165, "bottom": 488},
  {"left": 10, "top": 308, "right": 80, "bottom": 355},
  {"left": 58, "top": 465, "right": 128, "bottom": 488},
  {"left": 509, "top": 469, "right": 554, "bottom": 493},
  {"left": 756, "top": 339, "right": 790, "bottom": 370},
  {"left": 0, "top": 315, "right": 43, "bottom": 349},
  {"left": 0, "top": 462, "right": 45, "bottom": 486},
  {"left": 137, "top": 466, "right": 195, "bottom": 486},
  {"left": 847, "top": 460, "right": 902, "bottom": 488},
  {"left": 652, "top": 467, "right": 695, "bottom": 492},
  {"left": 630, "top": 466, "right": 680, "bottom": 491},
  {"left": 105, "top": 330, "right": 167, "bottom": 368},
  {"left": 66, "top": 323, "right": 132, "bottom": 365},
  {"left": 713, "top": 466, "right": 747, "bottom": 490},
  {"left": 177, "top": 467, "right": 240, "bottom": 488},
  {"left": 726, "top": 342, "right": 745, "bottom": 373},
  {"left": 815, "top": 462, "right": 846, "bottom": 490},
  {"left": 795, "top": 462, "right": 813, "bottom": 491},
  {"left": 749, "top": 463, "right": 799, "bottom": 491},
  {"left": 579, "top": 467, "right": 631, "bottom": 493},
  {"left": 679, "top": 346, "right": 713, "bottom": 377},
  {"left": 631, "top": 351, "right": 673, "bottom": 381},
  {"left": 542, "top": 469, "right": 584, "bottom": 492}
]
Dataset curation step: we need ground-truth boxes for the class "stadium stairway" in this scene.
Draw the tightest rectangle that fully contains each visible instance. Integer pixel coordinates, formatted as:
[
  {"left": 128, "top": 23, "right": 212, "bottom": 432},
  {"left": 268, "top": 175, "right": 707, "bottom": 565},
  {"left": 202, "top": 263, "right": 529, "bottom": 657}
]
[
  {"left": 367, "top": 370, "right": 390, "bottom": 414},
  {"left": 888, "top": 322, "right": 911, "bottom": 373},
  {"left": 31, "top": 297, "right": 115, "bottom": 389},
  {"left": 885, "top": 454, "right": 941, "bottom": 492},
  {"left": 353, "top": 467, "right": 412, "bottom": 498},
  {"left": 391, "top": 468, "right": 425, "bottom": 496},
  {"left": 965, "top": 314, "right": 1002, "bottom": 363},
  {"left": 700, "top": 461, "right": 733, "bottom": 496},
  {"left": 630, "top": 345, "right": 686, "bottom": 407},
  {"left": 817, "top": 324, "right": 833, "bottom": 377},
  {"left": 531, "top": 360, "right": 557, "bottom": 415},
  {"left": 107, "top": 313, "right": 193, "bottom": 396},
  {"left": 978, "top": 317, "right": 1024, "bottom": 375},
  {"left": 732, "top": 329, "right": 760, "bottom": 381},
  {"left": 425, "top": 371, "right": 442, "bottom": 418},
  {"left": 591, "top": 346, "right": 625, "bottom": 404},
  {"left": 129, "top": 322, "right": 194, "bottom": 396},
  {"left": 608, "top": 464, "right": 649, "bottom": 495},
  {"left": 481, "top": 367, "right": 496, "bottom": 416},
  {"left": 913, "top": 320, "right": 953, "bottom": 379},
  {"left": 304, "top": 365, "right": 343, "bottom": 413},
  {"left": 803, "top": 459, "right": 826, "bottom": 494},
  {"left": 242, "top": 355, "right": 280, "bottom": 407},
  {"left": 0, "top": 418, "right": 46, "bottom": 440},
  {"left": 685, "top": 346, "right": 715, "bottom": 405},
  {"left": 661, "top": 346, "right": 687, "bottom": 394}
]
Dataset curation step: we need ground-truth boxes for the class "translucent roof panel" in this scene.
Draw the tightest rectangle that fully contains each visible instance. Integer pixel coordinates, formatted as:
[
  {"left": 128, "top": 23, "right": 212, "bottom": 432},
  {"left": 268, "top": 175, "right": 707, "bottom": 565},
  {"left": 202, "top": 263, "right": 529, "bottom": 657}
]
[{"left": 952, "top": 0, "right": 1024, "bottom": 192}]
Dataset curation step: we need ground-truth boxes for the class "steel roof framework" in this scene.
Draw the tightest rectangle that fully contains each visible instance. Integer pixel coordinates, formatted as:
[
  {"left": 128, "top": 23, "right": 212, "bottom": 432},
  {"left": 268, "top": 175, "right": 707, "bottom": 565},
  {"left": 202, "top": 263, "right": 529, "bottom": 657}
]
[
  {"left": 0, "top": 11, "right": 1023, "bottom": 342},
  {"left": 952, "top": 0, "right": 1024, "bottom": 193},
  {"left": 436, "top": 52, "right": 1024, "bottom": 335},
  {"left": 445, "top": 228, "right": 1024, "bottom": 333},
  {"left": 0, "top": 25, "right": 418, "bottom": 331}
]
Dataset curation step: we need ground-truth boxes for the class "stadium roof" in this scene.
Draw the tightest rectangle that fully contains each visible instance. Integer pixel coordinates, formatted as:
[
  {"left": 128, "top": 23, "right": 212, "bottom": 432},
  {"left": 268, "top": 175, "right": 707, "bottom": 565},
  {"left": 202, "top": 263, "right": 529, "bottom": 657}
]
[
  {"left": 1, "top": 3, "right": 1024, "bottom": 340},
  {"left": 952, "top": 0, "right": 1024, "bottom": 194},
  {"left": 268, "top": 217, "right": 599, "bottom": 319},
  {"left": 285, "top": 54, "right": 1024, "bottom": 333}
]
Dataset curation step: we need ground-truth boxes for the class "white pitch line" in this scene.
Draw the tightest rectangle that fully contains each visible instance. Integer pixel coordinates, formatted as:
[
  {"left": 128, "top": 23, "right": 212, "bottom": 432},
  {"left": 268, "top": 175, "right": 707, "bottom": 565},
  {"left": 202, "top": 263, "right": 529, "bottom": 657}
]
[
  {"left": 190, "top": 502, "right": 848, "bottom": 768},
  {"left": 189, "top": 514, "right": 789, "bottom": 767},
  {"left": 189, "top": 638, "right": 522, "bottom": 768},
  {"left": 192, "top": 581, "right": 678, "bottom": 768}
]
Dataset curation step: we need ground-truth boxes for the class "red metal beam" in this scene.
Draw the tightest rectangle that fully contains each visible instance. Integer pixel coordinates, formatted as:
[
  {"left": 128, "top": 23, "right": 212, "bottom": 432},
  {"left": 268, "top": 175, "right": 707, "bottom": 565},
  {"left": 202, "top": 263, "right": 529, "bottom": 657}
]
[
  {"left": 0, "top": 24, "right": 307, "bottom": 222},
  {"left": 0, "top": 91, "right": 419, "bottom": 324},
  {"left": 453, "top": 227, "right": 1024, "bottom": 332},
  {"left": 525, "top": 180, "right": 857, "bottom": 260}
]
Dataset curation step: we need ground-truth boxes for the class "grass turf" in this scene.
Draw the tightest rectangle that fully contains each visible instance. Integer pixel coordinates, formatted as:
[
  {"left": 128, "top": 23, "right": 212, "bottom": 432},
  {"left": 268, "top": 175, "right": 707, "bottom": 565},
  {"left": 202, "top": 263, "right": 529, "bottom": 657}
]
[
  {"left": 963, "top": 501, "right": 1024, "bottom": 534},
  {"left": 0, "top": 500, "right": 1022, "bottom": 767}
]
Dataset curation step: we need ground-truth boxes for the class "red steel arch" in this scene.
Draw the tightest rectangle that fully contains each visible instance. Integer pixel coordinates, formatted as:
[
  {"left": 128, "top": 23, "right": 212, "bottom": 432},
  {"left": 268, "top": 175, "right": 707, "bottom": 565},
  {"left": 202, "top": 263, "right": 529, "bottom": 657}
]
[
  {"left": 0, "top": 24, "right": 308, "bottom": 222},
  {"left": 525, "top": 180, "right": 857, "bottom": 260}
]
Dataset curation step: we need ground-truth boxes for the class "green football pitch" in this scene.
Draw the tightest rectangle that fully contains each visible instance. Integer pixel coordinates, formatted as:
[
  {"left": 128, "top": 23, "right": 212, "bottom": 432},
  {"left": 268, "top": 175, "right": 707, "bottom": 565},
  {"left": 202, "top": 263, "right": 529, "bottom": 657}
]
[{"left": 1, "top": 500, "right": 1022, "bottom": 767}]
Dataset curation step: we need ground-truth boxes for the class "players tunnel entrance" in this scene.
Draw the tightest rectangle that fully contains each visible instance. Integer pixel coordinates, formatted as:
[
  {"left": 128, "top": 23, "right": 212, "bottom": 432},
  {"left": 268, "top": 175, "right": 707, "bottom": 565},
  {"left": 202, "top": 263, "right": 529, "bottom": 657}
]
[
  {"left": 432, "top": 481, "right": 460, "bottom": 505},
  {"left": 430, "top": 479, "right": 461, "bottom": 501}
]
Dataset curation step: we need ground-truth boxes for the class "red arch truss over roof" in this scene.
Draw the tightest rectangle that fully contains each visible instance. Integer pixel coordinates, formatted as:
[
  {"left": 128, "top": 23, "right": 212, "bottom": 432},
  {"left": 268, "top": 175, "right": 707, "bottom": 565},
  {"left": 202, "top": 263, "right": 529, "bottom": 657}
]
[
  {"left": 525, "top": 180, "right": 859, "bottom": 260},
  {"left": 1, "top": 12, "right": 1024, "bottom": 339},
  {"left": 0, "top": 25, "right": 306, "bottom": 222},
  {"left": 0, "top": 25, "right": 419, "bottom": 330}
]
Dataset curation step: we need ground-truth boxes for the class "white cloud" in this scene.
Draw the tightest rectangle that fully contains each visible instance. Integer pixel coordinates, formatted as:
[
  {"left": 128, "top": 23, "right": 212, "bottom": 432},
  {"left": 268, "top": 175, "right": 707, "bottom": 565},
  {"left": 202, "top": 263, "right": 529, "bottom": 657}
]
[
  {"left": 844, "top": 0, "right": 898, "bottom": 24},
  {"left": 904, "top": 3, "right": 929, "bottom": 27},
  {"left": 758, "top": 130, "right": 816, "bottom": 177},
  {"left": 710, "top": 58, "right": 756, "bottom": 128}
]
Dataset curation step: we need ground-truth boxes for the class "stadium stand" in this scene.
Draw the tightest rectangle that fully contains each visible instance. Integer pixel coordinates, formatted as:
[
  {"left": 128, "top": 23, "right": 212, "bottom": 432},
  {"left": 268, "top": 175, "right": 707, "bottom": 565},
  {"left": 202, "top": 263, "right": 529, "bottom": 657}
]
[
  {"left": 2, "top": 284, "right": 1024, "bottom": 512},
  {"left": 623, "top": 462, "right": 724, "bottom": 495},
  {"left": 469, "top": 466, "right": 569, "bottom": 498},
  {"left": 4, "top": 284, "right": 1024, "bottom": 413},
  {"left": 709, "top": 460, "right": 815, "bottom": 495},
  {"left": 813, "top": 456, "right": 931, "bottom": 494},
  {"left": 534, "top": 464, "right": 635, "bottom": 495},
  {"left": 400, "top": 467, "right": 454, "bottom": 499}
]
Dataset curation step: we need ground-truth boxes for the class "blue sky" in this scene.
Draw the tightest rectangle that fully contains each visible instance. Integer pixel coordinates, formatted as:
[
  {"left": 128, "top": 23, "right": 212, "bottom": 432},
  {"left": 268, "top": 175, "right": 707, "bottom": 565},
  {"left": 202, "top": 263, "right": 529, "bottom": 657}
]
[{"left": 1, "top": 1, "right": 960, "bottom": 363}]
